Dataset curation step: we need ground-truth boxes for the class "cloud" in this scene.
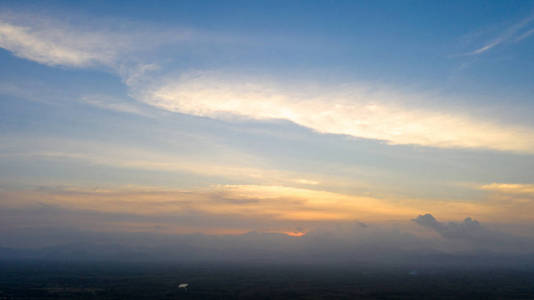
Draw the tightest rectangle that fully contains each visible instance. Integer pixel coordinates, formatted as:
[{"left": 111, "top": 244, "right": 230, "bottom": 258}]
[
  {"left": 468, "top": 13, "right": 534, "bottom": 55},
  {"left": 478, "top": 183, "right": 534, "bottom": 220},
  {"left": 2, "top": 137, "right": 527, "bottom": 224},
  {"left": 0, "top": 19, "right": 121, "bottom": 67},
  {"left": 139, "top": 72, "right": 534, "bottom": 153},
  {"left": 515, "top": 28, "right": 534, "bottom": 42},
  {"left": 3, "top": 12, "right": 534, "bottom": 153},
  {"left": 480, "top": 183, "right": 534, "bottom": 196},
  {"left": 2, "top": 182, "right": 525, "bottom": 235},
  {"left": 295, "top": 179, "right": 319, "bottom": 185},
  {"left": 79, "top": 95, "right": 156, "bottom": 117},
  {"left": 412, "top": 213, "right": 484, "bottom": 239},
  {"left": 0, "top": 136, "right": 327, "bottom": 188},
  {"left": 412, "top": 213, "right": 534, "bottom": 255},
  {"left": 0, "top": 184, "right": 419, "bottom": 225},
  {"left": 0, "top": 12, "right": 191, "bottom": 68}
]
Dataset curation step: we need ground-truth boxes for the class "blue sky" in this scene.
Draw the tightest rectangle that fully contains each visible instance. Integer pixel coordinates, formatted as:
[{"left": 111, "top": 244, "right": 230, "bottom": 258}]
[{"left": 1, "top": 0, "right": 534, "bottom": 245}]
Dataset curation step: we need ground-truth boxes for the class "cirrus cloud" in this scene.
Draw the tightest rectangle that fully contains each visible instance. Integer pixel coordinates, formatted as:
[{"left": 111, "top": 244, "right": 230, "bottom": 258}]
[
  {"left": 2, "top": 12, "right": 534, "bottom": 154},
  {"left": 139, "top": 72, "right": 534, "bottom": 153}
]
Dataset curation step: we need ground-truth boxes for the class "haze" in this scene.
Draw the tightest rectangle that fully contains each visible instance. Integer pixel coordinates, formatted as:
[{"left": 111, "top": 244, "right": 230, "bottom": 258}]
[{"left": 2, "top": 0, "right": 534, "bottom": 268}]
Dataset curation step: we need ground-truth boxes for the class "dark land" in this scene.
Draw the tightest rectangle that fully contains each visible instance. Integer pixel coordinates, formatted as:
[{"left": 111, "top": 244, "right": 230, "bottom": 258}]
[{"left": 1, "top": 261, "right": 534, "bottom": 299}]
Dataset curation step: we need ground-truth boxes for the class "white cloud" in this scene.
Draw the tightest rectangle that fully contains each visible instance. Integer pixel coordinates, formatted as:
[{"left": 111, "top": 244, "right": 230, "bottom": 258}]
[
  {"left": 0, "top": 13, "right": 191, "bottom": 69},
  {"left": 139, "top": 72, "right": 534, "bottom": 153},
  {"left": 469, "top": 13, "right": 534, "bottom": 55},
  {"left": 0, "top": 20, "right": 121, "bottom": 67},
  {"left": 3, "top": 12, "right": 534, "bottom": 153},
  {"left": 515, "top": 28, "right": 534, "bottom": 42}
]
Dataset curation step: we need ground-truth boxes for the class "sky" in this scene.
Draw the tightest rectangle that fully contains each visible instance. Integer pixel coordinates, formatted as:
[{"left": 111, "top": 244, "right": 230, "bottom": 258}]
[{"left": 1, "top": 0, "right": 534, "bottom": 261}]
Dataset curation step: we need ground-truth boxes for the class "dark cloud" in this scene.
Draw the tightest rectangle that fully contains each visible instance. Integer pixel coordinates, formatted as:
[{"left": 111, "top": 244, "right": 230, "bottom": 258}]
[
  {"left": 355, "top": 220, "right": 368, "bottom": 228},
  {"left": 412, "top": 213, "right": 483, "bottom": 239},
  {"left": 412, "top": 213, "right": 534, "bottom": 254}
]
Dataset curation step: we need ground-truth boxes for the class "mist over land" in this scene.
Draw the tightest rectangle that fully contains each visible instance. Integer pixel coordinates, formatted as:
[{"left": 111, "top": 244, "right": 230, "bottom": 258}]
[{"left": 2, "top": 213, "right": 534, "bottom": 269}]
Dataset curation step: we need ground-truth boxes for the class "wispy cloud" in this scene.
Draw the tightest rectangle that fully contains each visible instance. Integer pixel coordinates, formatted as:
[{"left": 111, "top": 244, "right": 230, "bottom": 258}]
[
  {"left": 0, "top": 136, "right": 335, "bottom": 190},
  {"left": 0, "top": 184, "right": 416, "bottom": 224},
  {"left": 0, "top": 183, "right": 486, "bottom": 229},
  {"left": 1, "top": 182, "right": 529, "bottom": 236},
  {"left": 515, "top": 28, "right": 534, "bottom": 42},
  {"left": 480, "top": 183, "right": 534, "bottom": 195},
  {"left": 477, "top": 183, "right": 534, "bottom": 222},
  {"left": 0, "top": 12, "right": 191, "bottom": 68},
  {"left": 79, "top": 95, "right": 156, "bottom": 117},
  {"left": 0, "top": 20, "right": 121, "bottom": 67},
  {"left": 2, "top": 12, "right": 534, "bottom": 153},
  {"left": 468, "top": 13, "right": 534, "bottom": 55},
  {"left": 139, "top": 72, "right": 534, "bottom": 153}
]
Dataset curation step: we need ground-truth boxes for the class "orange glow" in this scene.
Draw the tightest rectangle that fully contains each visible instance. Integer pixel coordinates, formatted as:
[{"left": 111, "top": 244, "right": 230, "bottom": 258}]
[{"left": 283, "top": 231, "right": 306, "bottom": 237}]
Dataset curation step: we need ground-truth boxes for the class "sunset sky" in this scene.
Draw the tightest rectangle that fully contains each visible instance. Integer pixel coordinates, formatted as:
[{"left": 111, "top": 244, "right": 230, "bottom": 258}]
[{"left": 1, "top": 1, "right": 534, "bottom": 254}]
